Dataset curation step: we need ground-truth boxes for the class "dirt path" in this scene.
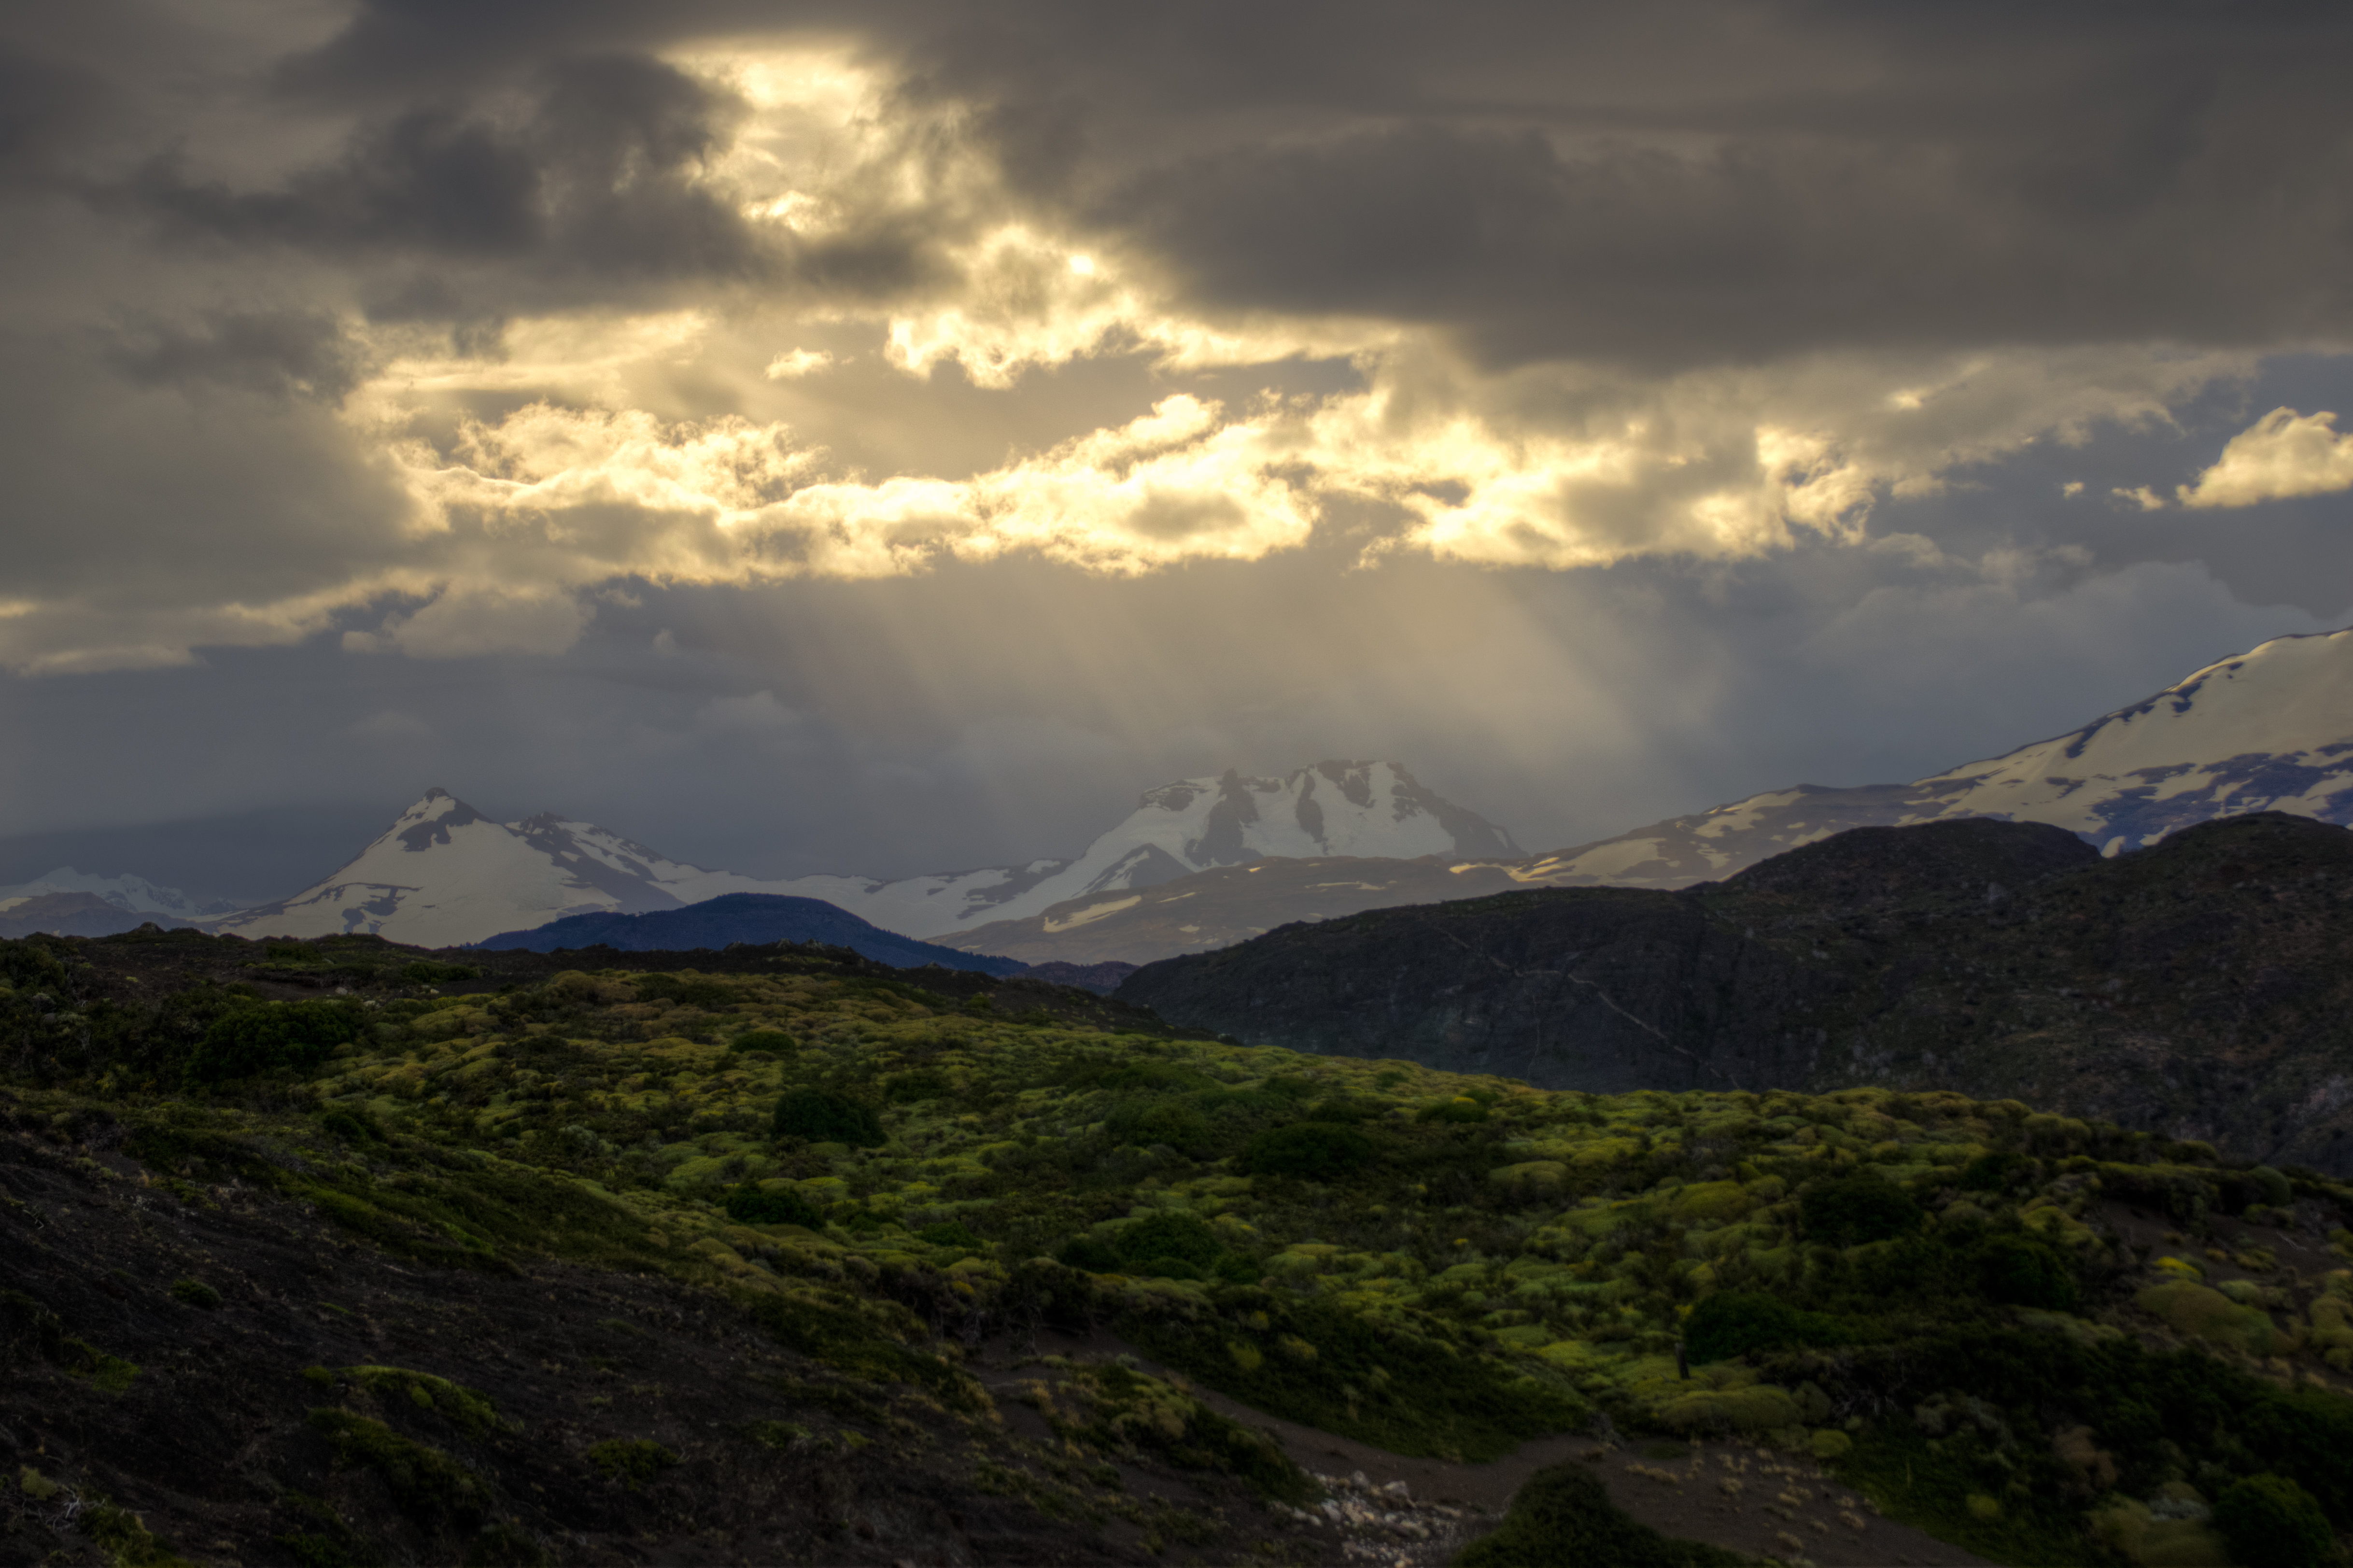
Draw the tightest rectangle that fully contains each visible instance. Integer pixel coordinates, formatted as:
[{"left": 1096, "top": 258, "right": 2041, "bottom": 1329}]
[{"left": 975, "top": 1328, "right": 1990, "bottom": 1567}]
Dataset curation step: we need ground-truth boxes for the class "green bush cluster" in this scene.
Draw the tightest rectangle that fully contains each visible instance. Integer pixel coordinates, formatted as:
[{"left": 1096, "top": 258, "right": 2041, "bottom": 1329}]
[
  {"left": 1683, "top": 1291, "right": 1852, "bottom": 1363},
  {"left": 883, "top": 1068, "right": 950, "bottom": 1103},
  {"left": 1976, "top": 1234, "right": 2077, "bottom": 1311},
  {"left": 1800, "top": 1170, "right": 1923, "bottom": 1245},
  {"left": 1237, "top": 1121, "right": 1374, "bottom": 1179},
  {"left": 585, "top": 1438, "right": 679, "bottom": 1490},
  {"left": 1060, "top": 1210, "right": 1253, "bottom": 1283},
  {"left": 184, "top": 1001, "right": 364, "bottom": 1087},
  {"left": 2214, "top": 1474, "right": 2334, "bottom": 1568},
  {"left": 771, "top": 1088, "right": 884, "bottom": 1147},
  {"left": 723, "top": 1182, "right": 825, "bottom": 1228}
]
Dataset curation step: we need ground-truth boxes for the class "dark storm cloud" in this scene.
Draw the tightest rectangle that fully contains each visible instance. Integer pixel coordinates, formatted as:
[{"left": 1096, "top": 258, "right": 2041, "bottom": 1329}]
[
  {"left": 217, "top": 0, "right": 2353, "bottom": 365},
  {"left": 0, "top": 43, "right": 105, "bottom": 186},
  {"left": 104, "top": 309, "right": 370, "bottom": 403},
  {"left": 129, "top": 53, "right": 767, "bottom": 307}
]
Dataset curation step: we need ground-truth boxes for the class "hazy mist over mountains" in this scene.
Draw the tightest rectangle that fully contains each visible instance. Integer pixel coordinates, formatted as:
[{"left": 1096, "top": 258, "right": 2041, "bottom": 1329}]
[{"left": 18, "top": 625, "right": 2353, "bottom": 960}]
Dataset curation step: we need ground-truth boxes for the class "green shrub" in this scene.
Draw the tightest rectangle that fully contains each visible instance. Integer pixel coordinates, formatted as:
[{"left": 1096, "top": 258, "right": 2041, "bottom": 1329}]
[
  {"left": 1977, "top": 1235, "right": 2078, "bottom": 1311},
  {"left": 1060, "top": 1210, "right": 1242, "bottom": 1280},
  {"left": 2250, "top": 1165, "right": 2295, "bottom": 1208},
  {"left": 771, "top": 1089, "right": 884, "bottom": 1147},
  {"left": 307, "top": 1409, "right": 487, "bottom": 1524},
  {"left": 319, "top": 1108, "right": 379, "bottom": 1144},
  {"left": 1684, "top": 1291, "right": 1852, "bottom": 1363},
  {"left": 185, "top": 1002, "right": 364, "bottom": 1086},
  {"left": 723, "top": 1183, "right": 825, "bottom": 1228},
  {"left": 585, "top": 1438, "right": 679, "bottom": 1490},
  {"left": 1801, "top": 1172, "right": 1923, "bottom": 1246},
  {"left": 1084, "top": 1062, "right": 1220, "bottom": 1094},
  {"left": 1417, "top": 1097, "right": 1489, "bottom": 1123},
  {"left": 883, "top": 1069, "right": 951, "bottom": 1103},
  {"left": 1114, "top": 1211, "right": 1226, "bottom": 1274},
  {"left": 1958, "top": 1151, "right": 2025, "bottom": 1191},
  {"left": 729, "top": 1030, "right": 796, "bottom": 1056},
  {"left": 916, "top": 1220, "right": 981, "bottom": 1248},
  {"left": 1103, "top": 1096, "right": 1213, "bottom": 1154},
  {"left": 634, "top": 974, "right": 741, "bottom": 1010},
  {"left": 168, "top": 1277, "right": 222, "bottom": 1310},
  {"left": 1454, "top": 1461, "right": 1747, "bottom": 1567},
  {"left": 1238, "top": 1121, "right": 1374, "bottom": 1179},
  {"left": 2214, "top": 1474, "right": 2333, "bottom": 1568},
  {"left": 1058, "top": 1235, "right": 1123, "bottom": 1273},
  {"left": 399, "top": 960, "right": 481, "bottom": 985}
]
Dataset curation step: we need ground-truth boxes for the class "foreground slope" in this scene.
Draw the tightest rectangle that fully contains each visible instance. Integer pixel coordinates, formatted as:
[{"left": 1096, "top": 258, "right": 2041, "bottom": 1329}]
[
  {"left": 6, "top": 926, "right": 2353, "bottom": 1565},
  {"left": 1120, "top": 813, "right": 2353, "bottom": 1175}
]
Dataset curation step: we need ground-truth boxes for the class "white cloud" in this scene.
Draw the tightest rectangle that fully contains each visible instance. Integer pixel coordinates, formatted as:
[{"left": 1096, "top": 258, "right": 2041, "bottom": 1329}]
[
  {"left": 763, "top": 349, "right": 838, "bottom": 379},
  {"left": 2178, "top": 407, "right": 2353, "bottom": 508}
]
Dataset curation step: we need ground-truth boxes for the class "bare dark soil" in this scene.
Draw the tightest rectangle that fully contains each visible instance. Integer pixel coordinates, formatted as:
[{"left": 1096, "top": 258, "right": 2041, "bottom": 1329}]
[{"left": 0, "top": 1110, "right": 1312, "bottom": 1568}]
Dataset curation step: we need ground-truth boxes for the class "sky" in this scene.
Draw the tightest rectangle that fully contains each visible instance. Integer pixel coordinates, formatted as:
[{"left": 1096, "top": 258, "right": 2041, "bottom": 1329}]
[{"left": 4, "top": 0, "right": 2353, "bottom": 904}]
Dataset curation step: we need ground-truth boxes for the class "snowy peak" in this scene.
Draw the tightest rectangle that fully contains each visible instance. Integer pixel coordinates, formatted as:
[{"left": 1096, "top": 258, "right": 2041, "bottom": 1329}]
[
  {"left": 207, "top": 762, "right": 1520, "bottom": 948},
  {"left": 0, "top": 867, "right": 234, "bottom": 919},
  {"left": 1113, "top": 761, "right": 1514, "bottom": 877},
  {"left": 1522, "top": 626, "right": 2353, "bottom": 890},
  {"left": 212, "top": 790, "right": 718, "bottom": 948},
  {"left": 775, "top": 760, "right": 1521, "bottom": 936}
]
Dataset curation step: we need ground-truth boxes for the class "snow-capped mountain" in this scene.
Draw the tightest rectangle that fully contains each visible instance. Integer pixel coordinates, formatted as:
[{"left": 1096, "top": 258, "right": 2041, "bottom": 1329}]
[
  {"left": 0, "top": 867, "right": 233, "bottom": 920},
  {"left": 211, "top": 791, "right": 800, "bottom": 948},
  {"left": 213, "top": 762, "right": 1516, "bottom": 949},
  {"left": 772, "top": 761, "right": 1520, "bottom": 937},
  {"left": 1523, "top": 626, "right": 2353, "bottom": 889}
]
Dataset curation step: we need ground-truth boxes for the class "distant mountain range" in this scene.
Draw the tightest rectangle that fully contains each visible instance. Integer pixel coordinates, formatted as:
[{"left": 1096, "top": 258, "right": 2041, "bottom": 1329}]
[
  {"left": 0, "top": 868, "right": 234, "bottom": 939},
  {"left": 950, "top": 625, "right": 2353, "bottom": 961},
  {"left": 1518, "top": 624, "right": 2353, "bottom": 889},
  {"left": 469, "top": 892, "right": 1027, "bottom": 976},
  {"left": 199, "top": 761, "right": 1509, "bottom": 950},
  {"left": 762, "top": 761, "right": 1519, "bottom": 937},
  {"left": 23, "top": 626, "right": 2353, "bottom": 958}
]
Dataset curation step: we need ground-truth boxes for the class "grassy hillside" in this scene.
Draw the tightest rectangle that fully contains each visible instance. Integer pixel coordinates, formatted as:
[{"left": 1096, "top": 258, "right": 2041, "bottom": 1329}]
[{"left": 6, "top": 927, "right": 2353, "bottom": 1564}]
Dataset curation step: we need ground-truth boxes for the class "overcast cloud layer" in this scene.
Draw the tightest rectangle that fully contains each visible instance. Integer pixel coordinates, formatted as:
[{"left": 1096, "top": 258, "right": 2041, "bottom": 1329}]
[{"left": 4, "top": 0, "right": 2352, "bottom": 898}]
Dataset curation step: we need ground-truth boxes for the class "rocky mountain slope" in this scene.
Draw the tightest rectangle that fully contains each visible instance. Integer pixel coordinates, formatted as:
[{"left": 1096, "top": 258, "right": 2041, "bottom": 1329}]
[
  {"left": 1117, "top": 812, "right": 2353, "bottom": 1176},
  {"left": 1525, "top": 626, "right": 2353, "bottom": 890},
  {"left": 6, "top": 923, "right": 2353, "bottom": 1566},
  {"left": 942, "top": 856, "right": 1536, "bottom": 966},
  {"left": 771, "top": 761, "right": 1520, "bottom": 940}
]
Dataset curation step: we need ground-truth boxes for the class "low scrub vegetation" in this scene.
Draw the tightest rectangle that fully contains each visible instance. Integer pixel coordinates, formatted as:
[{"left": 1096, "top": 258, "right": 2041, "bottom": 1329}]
[{"left": 7, "top": 929, "right": 2353, "bottom": 1564}]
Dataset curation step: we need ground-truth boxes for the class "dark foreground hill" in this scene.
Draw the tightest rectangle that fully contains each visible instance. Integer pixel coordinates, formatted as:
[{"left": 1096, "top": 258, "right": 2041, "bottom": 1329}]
[
  {"left": 471, "top": 891, "right": 1029, "bottom": 977},
  {"left": 1117, "top": 813, "right": 2353, "bottom": 1176},
  {"left": 9, "top": 922, "right": 2353, "bottom": 1566}
]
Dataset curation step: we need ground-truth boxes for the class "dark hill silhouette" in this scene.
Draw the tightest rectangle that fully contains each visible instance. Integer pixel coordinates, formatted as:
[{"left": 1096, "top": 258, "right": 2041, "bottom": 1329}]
[
  {"left": 1117, "top": 812, "right": 2353, "bottom": 1174},
  {"left": 470, "top": 892, "right": 1028, "bottom": 976}
]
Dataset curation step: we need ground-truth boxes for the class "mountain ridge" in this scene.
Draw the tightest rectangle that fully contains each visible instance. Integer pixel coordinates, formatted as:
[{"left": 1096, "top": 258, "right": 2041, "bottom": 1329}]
[
  {"left": 1114, "top": 810, "right": 2353, "bottom": 1174},
  {"left": 207, "top": 762, "right": 1516, "bottom": 949}
]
